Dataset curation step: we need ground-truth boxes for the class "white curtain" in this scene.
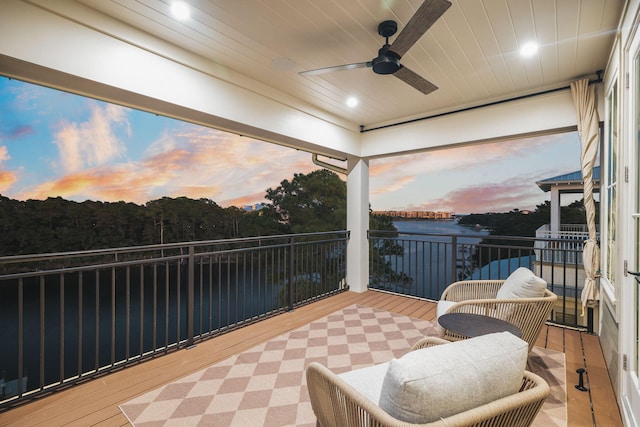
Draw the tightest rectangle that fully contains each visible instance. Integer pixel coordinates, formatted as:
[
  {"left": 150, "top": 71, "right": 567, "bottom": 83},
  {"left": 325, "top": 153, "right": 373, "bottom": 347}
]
[{"left": 570, "top": 78, "right": 601, "bottom": 316}]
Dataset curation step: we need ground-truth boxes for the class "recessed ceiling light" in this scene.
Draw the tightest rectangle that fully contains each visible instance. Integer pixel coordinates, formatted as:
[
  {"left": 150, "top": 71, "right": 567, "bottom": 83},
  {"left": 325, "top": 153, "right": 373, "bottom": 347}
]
[
  {"left": 346, "top": 96, "right": 359, "bottom": 108},
  {"left": 171, "top": 2, "right": 191, "bottom": 21},
  {"left": 520, "top": 42, "right": 538, "bottom": 57}
]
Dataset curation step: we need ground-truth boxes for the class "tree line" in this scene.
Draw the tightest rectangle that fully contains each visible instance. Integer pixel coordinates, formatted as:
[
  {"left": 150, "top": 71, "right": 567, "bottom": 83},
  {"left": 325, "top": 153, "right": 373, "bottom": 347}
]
[
  {"left": 458, "top": 199, "right": 596, "bottom": 238},
  {"left": 0, "top": 169, "right": 395, "bottom": 256}
]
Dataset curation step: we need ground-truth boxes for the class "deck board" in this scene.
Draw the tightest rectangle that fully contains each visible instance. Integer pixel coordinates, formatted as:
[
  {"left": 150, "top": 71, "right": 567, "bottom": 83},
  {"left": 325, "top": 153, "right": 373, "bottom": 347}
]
[
  {"left": 583, "top": 333, "right": 624, "bottom": 426},
  {"left": 564, "top": 326, "right": 594, "bottom": 426},
  {"left": 0, "top": 290, "right": 622, "bottom": 426}
]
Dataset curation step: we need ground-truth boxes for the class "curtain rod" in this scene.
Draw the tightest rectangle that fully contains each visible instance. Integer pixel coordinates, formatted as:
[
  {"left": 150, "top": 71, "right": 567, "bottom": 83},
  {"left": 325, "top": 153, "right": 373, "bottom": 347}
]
[{"left": 360, "top": 72, "right": 603, "bottom": 133}]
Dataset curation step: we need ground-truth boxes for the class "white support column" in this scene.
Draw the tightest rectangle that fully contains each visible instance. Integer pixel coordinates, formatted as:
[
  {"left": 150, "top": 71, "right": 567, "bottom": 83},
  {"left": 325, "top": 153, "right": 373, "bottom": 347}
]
[
  {"left": 550, "top": 186, "right": 561, "bottom": 234},
  {"left": 346, "top": 157, "right": 369, "bottom": 293}
]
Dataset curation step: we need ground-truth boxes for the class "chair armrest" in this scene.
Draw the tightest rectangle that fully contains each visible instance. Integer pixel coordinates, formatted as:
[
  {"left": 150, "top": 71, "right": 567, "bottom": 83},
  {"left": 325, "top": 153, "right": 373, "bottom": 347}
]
[
  {"left": 441, "top": 280, "right": 504, "bottom": 302},
  {"left": 306, "top": 362, "right": 407, "bottom": 427},
  {"left": 441, "top": 290, "right": 558, "bottom": 352},
  {"left": 410, "top": 336, "right": 450, "bottom": 351}
]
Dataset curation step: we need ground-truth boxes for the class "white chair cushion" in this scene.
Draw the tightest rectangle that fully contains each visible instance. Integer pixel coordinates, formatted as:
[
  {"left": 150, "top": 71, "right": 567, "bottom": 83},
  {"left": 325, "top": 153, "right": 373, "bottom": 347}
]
[
  {"left": 496, "top": 267, "right": 547, "bottom": 299},
  {"left": 338, "top": 362, "right": 389, "bottom": 404},
  {"left": 378, "top": 332, "right": 528, "bottom": 423},
  {"left": 436, "top": 299, "right": 456, "bottom": 318}
]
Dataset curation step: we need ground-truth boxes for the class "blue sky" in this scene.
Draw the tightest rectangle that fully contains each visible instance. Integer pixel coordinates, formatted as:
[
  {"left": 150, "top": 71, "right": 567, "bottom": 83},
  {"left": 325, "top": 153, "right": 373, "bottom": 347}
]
[{"left": 0, "top": 76, "right": 584, "bottom": 214}]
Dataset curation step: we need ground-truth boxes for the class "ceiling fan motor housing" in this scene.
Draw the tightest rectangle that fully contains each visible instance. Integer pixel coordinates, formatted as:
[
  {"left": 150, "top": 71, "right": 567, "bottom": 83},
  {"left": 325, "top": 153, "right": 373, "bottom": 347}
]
[{"left": 372, "top": 47, "right": 401, "bottom": 74}]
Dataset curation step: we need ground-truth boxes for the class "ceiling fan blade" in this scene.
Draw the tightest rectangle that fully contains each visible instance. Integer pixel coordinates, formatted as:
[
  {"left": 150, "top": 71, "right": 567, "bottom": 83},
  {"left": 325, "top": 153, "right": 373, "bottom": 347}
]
[
  {"left": 299, "top": 62, "right": 371, "bottom": 76},
  {"left": 394, "top": 66, "right": 438, "bottom": 95},
  {"left": 390, "top": 0, "right": 452, "bottom": 57}
]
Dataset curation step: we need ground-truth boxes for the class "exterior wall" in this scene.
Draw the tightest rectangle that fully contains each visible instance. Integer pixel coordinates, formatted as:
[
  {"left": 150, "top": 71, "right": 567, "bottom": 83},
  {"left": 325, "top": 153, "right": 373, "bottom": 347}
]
[
  {"left": 602, "top": 0, "right": 640, "bottom": 422},
  {"left": 601, "top": 299, "right": 620, "bottom": 393}
]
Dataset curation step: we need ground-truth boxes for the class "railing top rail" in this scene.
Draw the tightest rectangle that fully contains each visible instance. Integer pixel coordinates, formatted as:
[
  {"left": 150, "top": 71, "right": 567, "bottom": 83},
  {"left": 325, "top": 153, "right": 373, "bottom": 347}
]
[
  {"left": 0, "top": 230, "right": 350, "bottom": 264},
  {"left": 368, "top": 229, "right": 536, "bottom": 242}
]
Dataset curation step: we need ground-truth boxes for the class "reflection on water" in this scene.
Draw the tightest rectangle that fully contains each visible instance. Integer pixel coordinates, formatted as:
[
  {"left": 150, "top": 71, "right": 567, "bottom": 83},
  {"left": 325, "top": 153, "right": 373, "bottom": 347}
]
[
  {"left": 379, "top": 219, "right": 489, "bottom": 299},
  {"left": 0, "top": 263, "right": 281, "bottom": 395}
]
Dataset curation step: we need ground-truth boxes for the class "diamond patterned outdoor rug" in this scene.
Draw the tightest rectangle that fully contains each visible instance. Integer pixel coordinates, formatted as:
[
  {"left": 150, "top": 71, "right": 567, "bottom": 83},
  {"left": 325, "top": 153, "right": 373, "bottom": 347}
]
[{"left": 120, "top": 304, "right": 566, "bottom": 426}]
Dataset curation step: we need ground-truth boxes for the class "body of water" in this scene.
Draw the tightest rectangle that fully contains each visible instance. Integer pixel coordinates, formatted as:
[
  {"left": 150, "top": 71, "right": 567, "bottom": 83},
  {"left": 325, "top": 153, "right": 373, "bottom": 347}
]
[
  {"left": 376, "top": 219, "right": 490, "bottom": 299},
  {"left": 393, "top": 218, "right": 488, "bottom": 236}
]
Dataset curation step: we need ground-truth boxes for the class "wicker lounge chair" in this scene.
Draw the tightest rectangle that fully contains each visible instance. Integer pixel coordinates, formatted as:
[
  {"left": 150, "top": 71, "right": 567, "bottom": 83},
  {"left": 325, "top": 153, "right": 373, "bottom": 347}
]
[
  {"left": 306, "top": 336, "right": 550, "bottom": 427},
  {"left": 438, "top": 278, "right": 557, "bottom": 353}
]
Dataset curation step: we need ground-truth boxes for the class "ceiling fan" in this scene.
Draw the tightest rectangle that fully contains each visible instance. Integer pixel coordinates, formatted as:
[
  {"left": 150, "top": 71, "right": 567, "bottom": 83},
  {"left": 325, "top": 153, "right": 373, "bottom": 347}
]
[{"left": 299, "top": 0, "right": 451, "bottom": 95}]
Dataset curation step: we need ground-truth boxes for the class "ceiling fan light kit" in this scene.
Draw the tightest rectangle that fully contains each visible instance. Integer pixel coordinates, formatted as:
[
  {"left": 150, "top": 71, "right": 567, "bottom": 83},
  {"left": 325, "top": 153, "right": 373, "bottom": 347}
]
[{"left": 299, "top": 0, "right": 452, "bottom": 95}]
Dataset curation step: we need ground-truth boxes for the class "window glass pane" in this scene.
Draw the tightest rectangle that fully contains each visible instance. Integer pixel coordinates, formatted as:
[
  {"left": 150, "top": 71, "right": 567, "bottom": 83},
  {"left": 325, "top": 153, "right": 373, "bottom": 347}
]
[
  {"left": 606, "top": 81, "right": 617, "bottom": 286},
  {"left": 635, "top": 54, "right": 640, "bottom": 375}
]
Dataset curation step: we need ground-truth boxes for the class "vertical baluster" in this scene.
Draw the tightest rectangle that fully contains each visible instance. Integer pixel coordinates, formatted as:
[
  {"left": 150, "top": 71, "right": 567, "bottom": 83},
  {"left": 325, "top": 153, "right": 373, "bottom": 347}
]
[
  {"left": 217, "top": 254, "right": 222, "bottom": 331},
  {"left": 450, "top": 236, "right": 457, "bottom": 291},
  {"left": 59, "top": 273, "right": 64, "bottom": 383},
  {"left": 152, "top": 262, "right": 157, "bottom": 352},
  {"left": 18, "top": 278, "right": 24, "bottom": 396},
  {"left": 199, "top": 254, "right": 203, "bottom": 338},
  {"left": 288, "top": 238, "right": 294, "bottom": 311},
  {"left": 208, "top": 254, "right": 213, "bottom": 333},
  {"left": 39, "top": 276, "right": 45, "bottom": 390},
  {"left": 125, "top": 266, "right": 130, "bottom": 361},
  {"left": 186, "top": 245, "right": 195, "bottom": 347},
  {"left": 165, "top": 260, "right": 169, "bottom": 349},
  {"left": 234, "top": 251, "right": 239, "bottom": 324},
  {"left": 111, "top": 267, "right": 116, "bottom": 366},
  {"left": 95, "top": 270, "right": 99, "bottom": 372},
  {"left": 139, "top": 264, "right": 144, "bottom": 356},
  {"left": 77, "top": 271, "right": 83, "bottom": 378}
]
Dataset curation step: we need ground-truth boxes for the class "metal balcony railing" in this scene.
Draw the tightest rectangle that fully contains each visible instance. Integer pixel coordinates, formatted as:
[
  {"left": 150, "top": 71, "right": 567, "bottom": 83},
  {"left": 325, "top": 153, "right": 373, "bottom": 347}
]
[
  {"left": 0, "top": 227, "right": 596, "bottom": 409},
  {"left": 0, "top": 231, "right": 348, "bottom": 408},
  {"left": 534, "top": 224, "right": 600, "bottom": 265}
]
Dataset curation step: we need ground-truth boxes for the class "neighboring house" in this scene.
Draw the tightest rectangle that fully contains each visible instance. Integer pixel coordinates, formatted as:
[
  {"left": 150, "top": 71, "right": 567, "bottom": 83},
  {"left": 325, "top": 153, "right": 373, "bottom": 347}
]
[
  {"left": 534, "top": 167, "right": 602, "bottom": 328},
  {"left": 0, "top": 1, "right": 638, "bottom": 423}
]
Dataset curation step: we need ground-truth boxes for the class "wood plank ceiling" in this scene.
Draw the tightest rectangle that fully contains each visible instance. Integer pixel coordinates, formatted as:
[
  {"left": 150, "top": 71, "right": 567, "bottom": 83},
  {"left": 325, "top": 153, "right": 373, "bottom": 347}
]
[{"left": 59, "top": 0, "right": 624, "bottom": 128}]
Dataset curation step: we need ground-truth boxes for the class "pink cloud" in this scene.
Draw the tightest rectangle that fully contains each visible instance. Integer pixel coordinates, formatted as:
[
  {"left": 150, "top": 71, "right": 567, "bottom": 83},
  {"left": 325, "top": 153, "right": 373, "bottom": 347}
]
[
  {"left": 371, "top": 176, "right": 415, "bottom": 195},
  {"left": 53, "top": 103, "right": 128, "bottom": 173},
  {"left": 224, "top": 192, "right": 268, "bottom": 208},
  {"left": 0, "top": 170, "right": 18, "bottom": 192},
  {"left": 21, "top": 168, "right": 146, "bottom": 203},
  {"left": 176, "top": 185, "right": 224, "bottom": 200},
  {"left": 0, "top": 146, "right": 18, "bottom": 192},
  {"left": 18, "top": 126, "right": 322, "bottom": 206},
  {"left": 424, "top": 178, "right": 543, "bottom": 214},
  {"left": 370, "top": 133, "right": 574, "bottom": 180}
]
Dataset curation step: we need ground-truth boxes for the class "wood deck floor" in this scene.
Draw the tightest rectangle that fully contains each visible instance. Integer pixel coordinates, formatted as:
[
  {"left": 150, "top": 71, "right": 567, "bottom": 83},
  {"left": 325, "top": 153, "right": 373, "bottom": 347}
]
[{"left": 0, "top": 290, "right": 623, "bottom": 426}]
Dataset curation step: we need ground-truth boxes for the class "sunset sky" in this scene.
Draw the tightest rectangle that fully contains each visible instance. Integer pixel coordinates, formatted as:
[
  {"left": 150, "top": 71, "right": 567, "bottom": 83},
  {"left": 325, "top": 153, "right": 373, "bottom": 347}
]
[{"left": 0, "top": 76, "right": 585, "bottom": 214}]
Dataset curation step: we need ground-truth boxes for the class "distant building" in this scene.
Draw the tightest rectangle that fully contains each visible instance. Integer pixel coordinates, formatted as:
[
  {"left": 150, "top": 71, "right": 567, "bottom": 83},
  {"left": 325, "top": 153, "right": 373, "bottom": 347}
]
[
  {"left": 371, "top": 210, "right": 453, "bottom": 220},
  {"left": 243, "top": 203, "right": 264, "bottom": 212}
]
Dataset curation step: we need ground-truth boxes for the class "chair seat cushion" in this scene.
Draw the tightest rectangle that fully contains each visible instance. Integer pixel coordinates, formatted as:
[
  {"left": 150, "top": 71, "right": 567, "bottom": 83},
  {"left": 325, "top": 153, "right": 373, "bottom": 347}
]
[
  {"left": 338, "top": 361, "right": 389, "bottom": 404},
  {"left": 496, "top": 266, "right": 547, "bottom": 299},
  {"left": 379, "top": 332, "right": 528, "bottom": 423},
  {"left": 436, "top": 299, "right": 456, "bottom": 318}
]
